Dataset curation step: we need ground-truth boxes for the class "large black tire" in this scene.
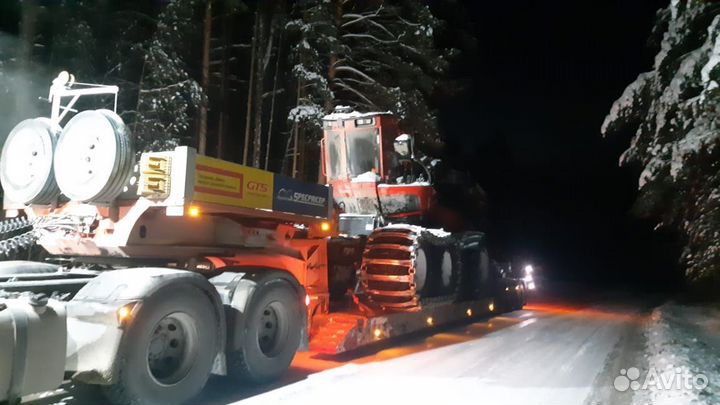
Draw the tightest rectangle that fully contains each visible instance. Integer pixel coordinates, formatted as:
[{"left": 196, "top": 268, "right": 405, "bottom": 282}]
[
  {"left": 227, "top": 280, "right": 302, "bottom": 384},
  {"left": 417, "top": 233, "right": 457, "bottom": 298},
  {"left": 437, "top": 246, "right": 461, "bottom": 296},
  {"left": 413, "top": 243, "right": 431, "bottom": 297},
  {"left": 102, "top": 285, "right": 218, "bottom": 405},
  {"left": 476, "top": 248, "right": 492, "bottom": 298},
  {"left": 456, "top": 242, "right": 490, "bottom": 301}
]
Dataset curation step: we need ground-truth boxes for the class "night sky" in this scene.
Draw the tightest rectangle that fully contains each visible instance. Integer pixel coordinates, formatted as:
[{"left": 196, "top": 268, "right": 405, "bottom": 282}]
[{"left": 437, "top": 0, "right": 680, "bottom": 288}]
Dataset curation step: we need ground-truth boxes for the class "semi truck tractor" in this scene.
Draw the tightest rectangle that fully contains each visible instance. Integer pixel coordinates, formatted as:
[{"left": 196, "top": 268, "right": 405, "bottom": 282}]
[{"left": 0, "top": 74, "right": 525, "bottom": 405}]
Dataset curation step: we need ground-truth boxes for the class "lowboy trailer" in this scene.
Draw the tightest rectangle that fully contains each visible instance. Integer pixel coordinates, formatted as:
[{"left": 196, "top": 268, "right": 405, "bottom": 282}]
[{"left": 0, "top": 74, "right": 525, "bottom": 405}]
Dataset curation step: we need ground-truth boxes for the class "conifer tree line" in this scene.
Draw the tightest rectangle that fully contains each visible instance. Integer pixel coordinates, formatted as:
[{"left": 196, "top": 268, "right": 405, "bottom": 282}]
[
  {"left": 603, "top": 0, "right": 720, "bottom": 290},
  {"left": 0, "top": 0, "right": 458, "bottom": 181}
]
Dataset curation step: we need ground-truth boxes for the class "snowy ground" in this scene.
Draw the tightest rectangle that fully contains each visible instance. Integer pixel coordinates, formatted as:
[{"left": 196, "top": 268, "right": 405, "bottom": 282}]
[{"left": 632, "top": 302, "right": 720, "bottom": 405}]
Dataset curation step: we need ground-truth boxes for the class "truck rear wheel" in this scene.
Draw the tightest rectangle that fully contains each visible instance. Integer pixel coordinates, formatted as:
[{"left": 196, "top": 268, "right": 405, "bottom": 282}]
[
  {"left": 102, "top": 285, "right": 218, "bottom": 405},
  {"left": 228, "top": 281, "right": 301, "bottom": 384}
]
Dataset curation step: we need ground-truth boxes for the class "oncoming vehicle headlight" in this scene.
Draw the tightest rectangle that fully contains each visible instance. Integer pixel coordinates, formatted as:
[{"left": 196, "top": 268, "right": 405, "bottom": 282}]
[{"left": 523, "top": 264, "right": 535, "bottom": 290}]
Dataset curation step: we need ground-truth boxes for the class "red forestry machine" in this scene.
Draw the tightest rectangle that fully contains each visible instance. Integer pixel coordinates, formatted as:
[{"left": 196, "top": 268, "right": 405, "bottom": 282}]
[{"left": 321, "top": 107, "right": 496, "bottom": 312}]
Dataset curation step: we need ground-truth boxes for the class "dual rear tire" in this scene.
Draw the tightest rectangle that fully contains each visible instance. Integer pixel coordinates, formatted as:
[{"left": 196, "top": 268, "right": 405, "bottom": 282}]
[{"left": 100, "top": 279, "right": 302, "bottom": 404}]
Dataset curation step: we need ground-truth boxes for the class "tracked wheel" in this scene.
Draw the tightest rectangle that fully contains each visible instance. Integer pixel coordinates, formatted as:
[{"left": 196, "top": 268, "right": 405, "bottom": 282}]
[{"left": 358, "top": 225, "right": 458, "bottom": 312}]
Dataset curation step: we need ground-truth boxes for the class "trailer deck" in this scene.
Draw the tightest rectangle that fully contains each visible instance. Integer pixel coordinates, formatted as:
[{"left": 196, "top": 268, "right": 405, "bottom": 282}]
[{"left": 310, "top": 297, "right": 498, "bottom": 354}]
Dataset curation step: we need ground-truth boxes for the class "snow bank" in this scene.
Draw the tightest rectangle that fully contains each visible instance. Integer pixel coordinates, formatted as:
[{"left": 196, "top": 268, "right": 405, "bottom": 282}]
[{"left": 636, "top": 303, "right": 720, "bottom": 405}]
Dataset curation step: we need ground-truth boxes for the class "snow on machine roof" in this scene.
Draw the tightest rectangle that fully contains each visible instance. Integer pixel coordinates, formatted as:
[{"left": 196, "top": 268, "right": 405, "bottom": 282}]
[{"left": 322, "top": 106, "right": 393, "bottom": 121}]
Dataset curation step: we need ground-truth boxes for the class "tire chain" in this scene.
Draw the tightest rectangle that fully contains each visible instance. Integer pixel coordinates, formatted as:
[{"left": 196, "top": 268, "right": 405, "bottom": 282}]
[
  {"left": 0, "top": 217, "right": 39, "bottom": 261},
  {"left": 0, "top": 216, "right": 74, "bottom": 302},
  {"left": 0, "top": 217, "right": 32, "bottom": 240},
  {"left": 359, "top": 225, "right": 458, "bottom": 312}
]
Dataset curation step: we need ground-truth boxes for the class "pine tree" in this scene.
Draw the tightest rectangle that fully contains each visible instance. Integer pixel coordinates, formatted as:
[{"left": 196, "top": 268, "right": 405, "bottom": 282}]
[
  {"left": 333, "top": 0, "right": 449, "bottom": 151},
  {"left": 46, "top": 1, "right": 98, "bottom": 79},
  {"left": 0, "top": 1, "right": 206, "bottom": 154},
  {"left": 284, "top": 0, "right": 452, "bottom": 177},
  {"left": 132, "top": 0, "right": 204, "bottom": 152},
  {"left": 602, "top": 0, "right": 720, "bottom": 290},
  {"left": 286, "top": 0, "right": 336, "bottom": 122},
  {"left": 283, "top": 0, "right": 336, "bottom": 177}
]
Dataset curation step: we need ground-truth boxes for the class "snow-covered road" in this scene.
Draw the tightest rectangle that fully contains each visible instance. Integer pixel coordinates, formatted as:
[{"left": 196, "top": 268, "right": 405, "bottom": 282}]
[{"left": 210, "top": 299, "right": 646, "bottom": 405}]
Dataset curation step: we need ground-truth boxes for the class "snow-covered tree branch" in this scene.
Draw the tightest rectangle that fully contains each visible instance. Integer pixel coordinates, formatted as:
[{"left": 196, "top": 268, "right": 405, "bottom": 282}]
[{"left": 603, "top": 0, "right": 720, "bottom": 289}]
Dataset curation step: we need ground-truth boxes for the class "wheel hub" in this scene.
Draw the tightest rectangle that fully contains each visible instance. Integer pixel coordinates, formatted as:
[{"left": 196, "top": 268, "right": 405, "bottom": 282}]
[
  {"left": 258, "top": 305, "right": 280, "bottom": 355},
  {"left": 146, "top": 313, "right": 197, "bottom": 385}
]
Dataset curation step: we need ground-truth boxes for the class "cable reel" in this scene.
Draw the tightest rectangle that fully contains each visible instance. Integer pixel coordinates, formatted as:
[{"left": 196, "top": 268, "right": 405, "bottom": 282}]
[
  {"left": 53, "top": 109, "right": 134, "bottom": 203},
  {"left": 0, "top": 118, "right": 61, "bottom": 205}
]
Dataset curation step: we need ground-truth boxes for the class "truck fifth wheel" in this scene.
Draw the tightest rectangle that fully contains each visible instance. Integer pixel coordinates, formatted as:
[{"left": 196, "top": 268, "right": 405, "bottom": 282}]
[{"left": 0, "top": 74, "right": 526, "bottom": 405}]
